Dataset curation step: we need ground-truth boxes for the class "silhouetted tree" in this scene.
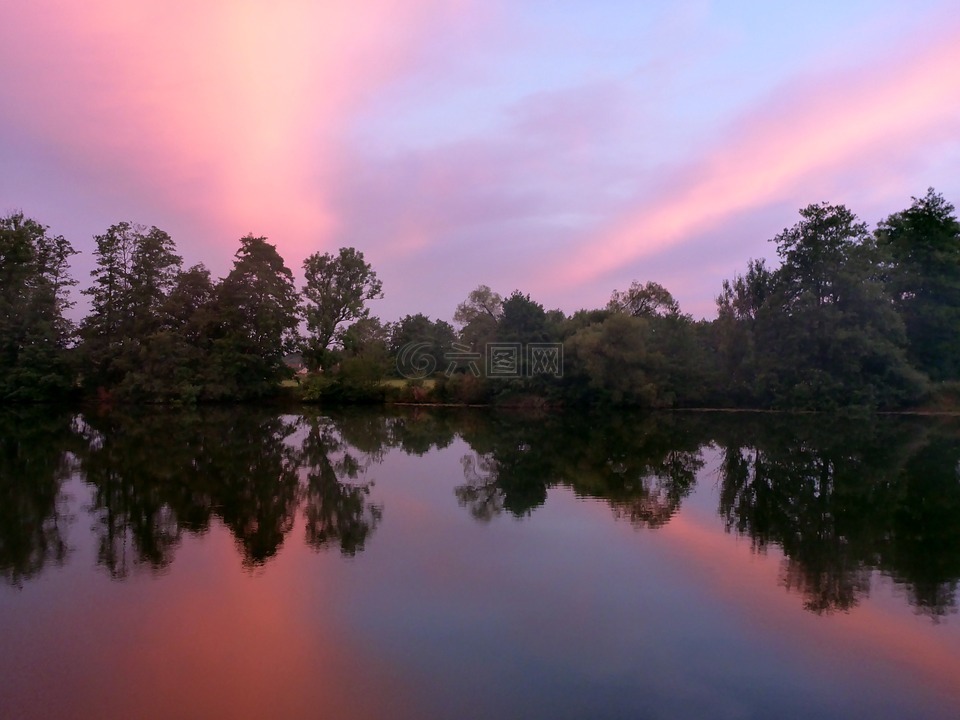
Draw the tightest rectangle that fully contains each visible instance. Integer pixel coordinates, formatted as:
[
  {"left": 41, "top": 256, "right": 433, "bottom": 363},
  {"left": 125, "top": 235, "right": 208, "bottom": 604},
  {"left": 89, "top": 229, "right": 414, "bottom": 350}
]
[
  {"left": 754, "top": 203, "right": 924, "bottom": 408},
  {"left": 0, "top": 212, "right": 77, "bottom": 401},
  {"left": 302, "top": 247, "right": 383, "bottom": 369},
  {"left": 877, "top": 188, "right": 960, "bottom": 381},
  {"left": 215, "top": 235, "right": 300, "bottom": 398}
]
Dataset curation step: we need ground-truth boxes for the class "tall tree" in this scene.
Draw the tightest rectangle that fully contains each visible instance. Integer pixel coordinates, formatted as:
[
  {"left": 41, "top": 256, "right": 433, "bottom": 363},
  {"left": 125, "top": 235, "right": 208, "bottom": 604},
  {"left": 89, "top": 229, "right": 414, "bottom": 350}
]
[
  {"left": 79, "top": 222, "right": 181, "bottom": 392},
  {"left": 128, "top": 226, "right": 181, "bottom": 336},
  {"left": 81, "top": 222, "right": 138, "bottom": 364},
  {"left": 216, "top": 235, "right": 300, "bottom": 397},
  {"left": 876, "top": 189, "right": 960, "bottom": 381},
  {"left": 454, "top": 284, "right": 503, "bottom": 325},
  {"left": 712, "top": 259, "right": 773, "bottom": 405},
  {"left": 302, "top": 247, "right": 383, "bottom": 369},
  {"left": 161, "top": 264, "right": 218, "bottom": 341},
  {"left": 131, "top": 264, "right": 221, "bottom": 401},
  {"left": 0, "top": 212, "right": 77, "bottom": 401},
  {"left": 716, "top": 259, "right": 771, "bottom": 323},
  {"left": 756, "top": 203, "right": 924, "bottom": 409}
]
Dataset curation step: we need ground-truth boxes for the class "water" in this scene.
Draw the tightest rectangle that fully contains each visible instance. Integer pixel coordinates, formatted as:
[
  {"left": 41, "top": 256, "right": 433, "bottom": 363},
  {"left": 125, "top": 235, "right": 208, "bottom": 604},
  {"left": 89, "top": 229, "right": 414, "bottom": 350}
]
[{"left": 1, "top": 406, "right": 959, "bottom": 719}]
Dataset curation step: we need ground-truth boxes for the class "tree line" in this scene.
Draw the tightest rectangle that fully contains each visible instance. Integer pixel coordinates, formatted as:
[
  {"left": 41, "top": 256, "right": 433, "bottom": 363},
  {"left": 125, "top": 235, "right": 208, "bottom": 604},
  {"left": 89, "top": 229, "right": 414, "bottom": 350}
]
[
  {"left": 1, "top": 188, "right": 958, "bottom": 408},
  {"left": 1, "top": 220, "right": 383, "bottom": 402}
]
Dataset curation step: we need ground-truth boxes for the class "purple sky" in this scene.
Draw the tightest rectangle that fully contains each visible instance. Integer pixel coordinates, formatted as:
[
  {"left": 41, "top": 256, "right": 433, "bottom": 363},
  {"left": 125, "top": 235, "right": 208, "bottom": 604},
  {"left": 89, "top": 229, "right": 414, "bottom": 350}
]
[{"left": 2, "top": 1, "right": 959, "bottom": 322}]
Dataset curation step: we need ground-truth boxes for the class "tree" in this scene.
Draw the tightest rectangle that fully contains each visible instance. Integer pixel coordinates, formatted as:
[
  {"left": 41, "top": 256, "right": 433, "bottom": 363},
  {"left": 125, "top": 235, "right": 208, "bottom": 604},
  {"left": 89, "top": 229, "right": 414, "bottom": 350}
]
[
  {"left": 755, "top": 203, "right": 924, "bottom": 409},
  {"left": 0, "top": 212, "right": 77, "bottom": 401},
  {"left": 79, "top": 222, "right": 181, "bottom": 392},
  {"left": 876, "top": 189, "right": 960, "bottom": 381},
  {"left": 82, "top": 222, "right": 137, "bottom": 355},
  {"left": 608, "top": 280, "right": 679, "bottom": 318},
  {"left": 490, "top": 291, "right": 553, "bottom": 390},
  {"left": 129, "top": 264, "right": 223, "bottom": 401},
  {"left": 712, "top": 259, "right": 774, "bottom": 405},
  {"left": 340, "top": 316, "right": 390, "bottom": 360},
  {"left": 603, "top": 280, "right": 706, "bottom": 405},
  {"left": 565, "top": 309, "right": 705, "bottom": 407},
  {"left": 161, "top": 264, "right": 218, "bottom": 341},
  {"left": 498, "top": 290, "right": 548, "bottom": 343},
  {"left": 566, "top": 314, "right": 662, "bottom": 406},
  {"left": 716, "top": 259, "right": 772, "bottom": 323},
  {"left": 128, "top": 226, "right": 182, "bottom": 336},
  {"left": 302, "top": 247, "right": 383, "bottom": 369},
  {"left": 390, "top": 314, "right": 456, "bottom": 377},
  {"left": 454, "top": 284, "right": 503, "bottom": 325},
  {"left": 773, "top": 203, "right": 869, "bottom": 307},
  {"left": 216, "top": 235, "right": 300, "bottom": 397},
  {"left": 454, "top": 284, "right": 503, "bottom": 351},
  {"left": 328, "top": 317, "right": 392, "bottom": 398}
]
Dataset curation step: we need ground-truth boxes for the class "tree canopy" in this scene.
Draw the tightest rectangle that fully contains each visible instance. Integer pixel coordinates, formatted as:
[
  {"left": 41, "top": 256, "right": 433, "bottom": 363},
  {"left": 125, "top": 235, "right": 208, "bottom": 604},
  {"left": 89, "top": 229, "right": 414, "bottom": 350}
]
[
  {"left": 302, "top": 247, "right": 383, "bottom": 369},
  {"left": 876, "top": 189, "right": 960, "bottom": 381},
  {"left": 215, "top": 235, "right": 301, "bottom": 398},
  {"left": 0, "top": 213, "right": 76, "bottom": 401}
]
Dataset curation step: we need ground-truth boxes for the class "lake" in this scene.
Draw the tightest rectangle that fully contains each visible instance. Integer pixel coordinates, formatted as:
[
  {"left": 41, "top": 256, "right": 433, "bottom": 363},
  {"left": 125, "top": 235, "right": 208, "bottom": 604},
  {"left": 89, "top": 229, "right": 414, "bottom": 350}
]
[{"left": 1, "top": 406, "right": 959, "bottom": 719}]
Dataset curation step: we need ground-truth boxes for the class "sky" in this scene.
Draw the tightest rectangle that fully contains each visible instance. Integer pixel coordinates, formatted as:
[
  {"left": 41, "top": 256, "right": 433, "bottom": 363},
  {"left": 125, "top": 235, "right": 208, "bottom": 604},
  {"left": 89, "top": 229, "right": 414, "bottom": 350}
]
[{"left": 2, "top": 0, "right": 959, "bottom": 322}]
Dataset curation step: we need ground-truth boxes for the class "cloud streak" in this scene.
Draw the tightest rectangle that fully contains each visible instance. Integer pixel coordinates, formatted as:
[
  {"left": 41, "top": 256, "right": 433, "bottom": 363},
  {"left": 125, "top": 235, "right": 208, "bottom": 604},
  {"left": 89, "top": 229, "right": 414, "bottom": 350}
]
[{"left": 547, "top": 19, "right": 960, "bottom": 292}]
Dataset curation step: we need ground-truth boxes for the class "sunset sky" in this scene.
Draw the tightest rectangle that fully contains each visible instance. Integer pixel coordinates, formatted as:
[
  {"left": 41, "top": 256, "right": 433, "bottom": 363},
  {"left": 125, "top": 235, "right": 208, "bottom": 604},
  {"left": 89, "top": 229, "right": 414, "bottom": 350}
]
[{"left": 2, "top": 1, "right": 959, "bottom": 321}]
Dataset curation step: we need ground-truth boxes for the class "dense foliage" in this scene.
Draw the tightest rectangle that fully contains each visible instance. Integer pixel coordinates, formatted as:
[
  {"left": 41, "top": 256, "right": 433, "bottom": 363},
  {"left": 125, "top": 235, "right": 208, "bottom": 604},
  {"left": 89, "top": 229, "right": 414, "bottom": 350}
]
[
  {"left": 0, "top": 213, "right": 76, "bottom": 401},
  {"left": 1, "top": 188, "right": 958, "bottom": 408}
]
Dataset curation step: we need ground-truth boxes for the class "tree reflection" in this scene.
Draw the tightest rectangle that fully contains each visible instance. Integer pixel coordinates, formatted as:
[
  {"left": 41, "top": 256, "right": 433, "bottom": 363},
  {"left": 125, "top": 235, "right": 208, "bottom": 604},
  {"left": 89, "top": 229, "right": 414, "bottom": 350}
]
[
  {"left": 8, "top": 403, "right": 960, "bottom": 623},
  {"left": 297, "top": 413, "right": 383, "bottom": 556},
  {"left": 78, "top": 411, "right": 189, "bottom": 577},
  {"left": 76, "top": 408, "right": 383, "bottom": 575},
  {"left": 715, "top": 415, "right": 960, "bottom": 619},
  {"left": 458, "top": 453, "right": 504, "bottom": 521},
  {"left": 456, "top": 411, "right": 704, "bottom": 526},
  {"left": 456, "top": 412, "right": 561, "bottom": 519},
  {"left": 0, "top": 408, "right": 76, "bottom": 587},
  {"left": 196, "top": 412, "right": 301, "bottom": 567},
  {"left": 387, "top": 408, "right": 458, "bottom": 456},
  {"left": 880, "top": 433, "right": 960, "bottom": 618},
  {"left": 564, "top": 415, "right": 704, "bottom": 529}
]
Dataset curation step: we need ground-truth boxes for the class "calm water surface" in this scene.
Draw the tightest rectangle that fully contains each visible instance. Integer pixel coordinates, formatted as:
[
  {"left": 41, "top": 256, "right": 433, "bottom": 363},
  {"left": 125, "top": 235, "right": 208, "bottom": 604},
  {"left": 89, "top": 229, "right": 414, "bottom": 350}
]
[{"left": 1, "top": 406, "right": 959, "bottom": 719}]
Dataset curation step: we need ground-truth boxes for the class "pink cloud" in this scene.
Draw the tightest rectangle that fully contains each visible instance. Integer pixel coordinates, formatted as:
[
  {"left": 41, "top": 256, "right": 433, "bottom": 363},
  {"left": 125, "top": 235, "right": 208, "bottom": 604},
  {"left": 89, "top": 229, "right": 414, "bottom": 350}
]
[
  {"left": 547, "top": 20, "right": 960, "bottom": 291},
  {"left": 0, "top": 0, "right": 482, "bottom": 270}
]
